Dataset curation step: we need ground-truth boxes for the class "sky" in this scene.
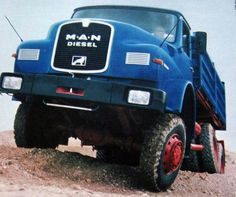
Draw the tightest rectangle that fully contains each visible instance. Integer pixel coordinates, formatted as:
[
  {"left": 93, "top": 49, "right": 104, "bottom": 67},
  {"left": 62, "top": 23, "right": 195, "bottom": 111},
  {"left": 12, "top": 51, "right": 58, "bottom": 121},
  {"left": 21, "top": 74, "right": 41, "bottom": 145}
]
[{"left": 0, "top": 0, "right": 235, "bottom": 151}]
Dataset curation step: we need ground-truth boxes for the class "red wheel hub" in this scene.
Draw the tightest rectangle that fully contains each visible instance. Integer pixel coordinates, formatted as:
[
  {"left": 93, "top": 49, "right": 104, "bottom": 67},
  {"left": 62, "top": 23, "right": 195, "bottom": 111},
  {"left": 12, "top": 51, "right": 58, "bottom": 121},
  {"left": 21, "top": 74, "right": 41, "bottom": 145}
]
[
  {"left": 213, "top": 136, "right": 219, "bottom": 162},
  {"left": 163, "top": 133, "right": 184, "bottom": 174}
]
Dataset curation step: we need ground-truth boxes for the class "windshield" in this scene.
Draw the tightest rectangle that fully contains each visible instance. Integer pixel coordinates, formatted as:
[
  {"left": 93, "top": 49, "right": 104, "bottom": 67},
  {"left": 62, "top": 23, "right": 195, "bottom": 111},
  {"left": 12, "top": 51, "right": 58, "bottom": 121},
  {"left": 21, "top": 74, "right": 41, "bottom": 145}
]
[{"left": 72, "top": 7, "right": 178, "bottom": 42}]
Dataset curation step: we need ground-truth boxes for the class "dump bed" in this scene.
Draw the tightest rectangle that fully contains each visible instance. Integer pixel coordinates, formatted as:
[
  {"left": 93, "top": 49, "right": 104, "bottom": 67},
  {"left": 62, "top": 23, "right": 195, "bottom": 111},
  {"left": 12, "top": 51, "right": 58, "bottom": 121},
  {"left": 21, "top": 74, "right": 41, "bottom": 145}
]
[{"left": 194, "top": 53, "right": 226, "bottom": 130}]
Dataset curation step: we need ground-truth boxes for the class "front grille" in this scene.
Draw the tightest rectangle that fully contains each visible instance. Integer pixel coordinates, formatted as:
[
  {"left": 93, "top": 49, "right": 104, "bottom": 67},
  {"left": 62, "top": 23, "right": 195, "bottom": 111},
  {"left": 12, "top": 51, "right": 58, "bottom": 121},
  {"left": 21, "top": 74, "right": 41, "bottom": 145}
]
[{"left": 52, "top": 21, "right": 113, "bottom": 73}]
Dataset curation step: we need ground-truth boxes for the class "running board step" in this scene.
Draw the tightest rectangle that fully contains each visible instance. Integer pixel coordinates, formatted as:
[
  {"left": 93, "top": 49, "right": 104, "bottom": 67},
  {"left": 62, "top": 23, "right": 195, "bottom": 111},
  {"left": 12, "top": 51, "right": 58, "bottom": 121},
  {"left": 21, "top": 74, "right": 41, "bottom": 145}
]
[{"left": 43, "top": 100, "right": 99, "bottom": 112}]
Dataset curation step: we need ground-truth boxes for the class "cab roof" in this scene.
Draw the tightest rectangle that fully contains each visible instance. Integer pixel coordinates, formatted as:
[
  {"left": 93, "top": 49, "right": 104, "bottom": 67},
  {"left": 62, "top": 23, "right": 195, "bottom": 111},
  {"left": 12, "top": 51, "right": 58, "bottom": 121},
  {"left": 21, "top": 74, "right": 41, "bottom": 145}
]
[{"left": 73, "top": 5, "right": 191, "bottom": 30}]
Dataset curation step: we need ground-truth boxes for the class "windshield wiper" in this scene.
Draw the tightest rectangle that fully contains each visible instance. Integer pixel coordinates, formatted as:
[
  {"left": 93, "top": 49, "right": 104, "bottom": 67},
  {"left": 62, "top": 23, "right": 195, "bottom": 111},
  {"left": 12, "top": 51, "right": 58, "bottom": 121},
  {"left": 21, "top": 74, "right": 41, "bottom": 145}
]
[{"left": 159, "top": 20, "right": 179, "bottom": 47}]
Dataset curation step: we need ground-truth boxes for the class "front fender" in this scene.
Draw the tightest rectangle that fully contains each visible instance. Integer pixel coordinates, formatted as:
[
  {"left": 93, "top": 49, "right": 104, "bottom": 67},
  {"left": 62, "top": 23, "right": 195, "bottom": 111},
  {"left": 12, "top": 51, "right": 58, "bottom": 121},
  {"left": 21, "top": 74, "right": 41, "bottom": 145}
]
[{"left": 163, "top": 80, "right": 194, "bottom": 113}]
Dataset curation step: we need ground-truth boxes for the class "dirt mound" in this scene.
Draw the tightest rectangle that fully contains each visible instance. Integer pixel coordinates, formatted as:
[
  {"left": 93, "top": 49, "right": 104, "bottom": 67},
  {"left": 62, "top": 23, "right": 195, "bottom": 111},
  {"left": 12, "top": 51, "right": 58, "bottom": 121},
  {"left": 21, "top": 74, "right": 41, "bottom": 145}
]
[
  {"left": 0, "top": 131, "right": 236, "bottom": 196},
  {"left": 0, "top": 131, "right": 15, "bottom": 147}
]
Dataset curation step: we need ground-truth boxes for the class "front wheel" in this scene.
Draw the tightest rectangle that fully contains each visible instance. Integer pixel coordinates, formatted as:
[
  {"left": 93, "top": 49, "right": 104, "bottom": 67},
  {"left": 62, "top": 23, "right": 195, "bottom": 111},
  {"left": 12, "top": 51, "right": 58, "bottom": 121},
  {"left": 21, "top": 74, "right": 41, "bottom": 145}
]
[
  {"left": 140, "top": 114, "right": 186, "bottom": 191},
  {"left": 14, "top": 102, "right": 70, "bottom": 148}
]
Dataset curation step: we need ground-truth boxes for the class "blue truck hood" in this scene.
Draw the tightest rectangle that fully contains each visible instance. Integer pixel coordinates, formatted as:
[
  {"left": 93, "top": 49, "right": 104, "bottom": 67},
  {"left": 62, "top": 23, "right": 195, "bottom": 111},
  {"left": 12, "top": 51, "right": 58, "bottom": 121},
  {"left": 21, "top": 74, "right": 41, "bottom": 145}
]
[{"left": 14, "top": 18, "right": 179, "bottom": 82}]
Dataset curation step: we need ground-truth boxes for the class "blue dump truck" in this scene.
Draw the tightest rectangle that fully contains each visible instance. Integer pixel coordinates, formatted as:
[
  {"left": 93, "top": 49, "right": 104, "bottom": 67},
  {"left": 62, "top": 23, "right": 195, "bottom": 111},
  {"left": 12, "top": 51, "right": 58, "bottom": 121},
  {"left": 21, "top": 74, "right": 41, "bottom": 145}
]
[{"left": 0, "top": 6, "right": 226, "bottom": 191}]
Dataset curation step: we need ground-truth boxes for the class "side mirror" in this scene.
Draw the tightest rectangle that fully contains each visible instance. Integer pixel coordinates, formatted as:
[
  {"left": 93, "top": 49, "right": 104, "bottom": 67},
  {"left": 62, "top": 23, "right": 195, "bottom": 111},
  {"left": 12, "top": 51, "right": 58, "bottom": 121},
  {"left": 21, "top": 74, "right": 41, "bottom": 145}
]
[{"left": 193, "top": 31, "right": 207, "bottom": 53}]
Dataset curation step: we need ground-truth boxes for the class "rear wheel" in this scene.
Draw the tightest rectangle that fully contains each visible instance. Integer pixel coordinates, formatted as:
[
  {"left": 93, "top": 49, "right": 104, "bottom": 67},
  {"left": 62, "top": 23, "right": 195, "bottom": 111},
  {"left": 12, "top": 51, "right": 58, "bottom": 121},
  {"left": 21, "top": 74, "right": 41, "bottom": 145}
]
[
  {"left": 14, "top": 102, "right": 70, "bottom": 148},
  {"left": 199, "top": 123, "right": 225, "bottom": 173},
  {"left": 181, "top": 140, "right": 200, "bottom": 172},
  {"left": 140, "top": 114, "right": 186, "bottom": 191}
]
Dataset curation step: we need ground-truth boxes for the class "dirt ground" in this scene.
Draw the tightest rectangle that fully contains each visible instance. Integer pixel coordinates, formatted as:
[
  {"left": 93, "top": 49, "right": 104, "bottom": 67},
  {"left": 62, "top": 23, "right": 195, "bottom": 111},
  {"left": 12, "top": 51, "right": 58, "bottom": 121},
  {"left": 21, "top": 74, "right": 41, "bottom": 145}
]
[{"left": 0, "top": 131, "right": 236, "bottom": 197}]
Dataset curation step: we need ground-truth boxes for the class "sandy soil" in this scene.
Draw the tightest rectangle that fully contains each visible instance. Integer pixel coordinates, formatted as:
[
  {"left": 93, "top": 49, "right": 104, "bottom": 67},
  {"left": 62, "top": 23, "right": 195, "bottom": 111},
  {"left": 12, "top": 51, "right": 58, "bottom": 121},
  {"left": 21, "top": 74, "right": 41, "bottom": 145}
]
[{"left": 0, "top": 130, "right": 236, "bottom": 197}]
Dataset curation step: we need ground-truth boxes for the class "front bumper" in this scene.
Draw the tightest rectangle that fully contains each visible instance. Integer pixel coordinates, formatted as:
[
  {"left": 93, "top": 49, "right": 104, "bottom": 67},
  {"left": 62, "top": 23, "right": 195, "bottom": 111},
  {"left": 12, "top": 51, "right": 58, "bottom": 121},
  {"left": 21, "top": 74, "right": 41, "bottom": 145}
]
[{"left": 0, "top": 72, "right": 166, "bottom": 112}]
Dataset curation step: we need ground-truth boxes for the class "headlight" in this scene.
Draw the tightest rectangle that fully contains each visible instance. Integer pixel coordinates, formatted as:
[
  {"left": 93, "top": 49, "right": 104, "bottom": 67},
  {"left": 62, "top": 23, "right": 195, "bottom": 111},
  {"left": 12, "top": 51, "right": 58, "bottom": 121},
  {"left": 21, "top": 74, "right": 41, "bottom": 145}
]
[
  {"left": 2, "top": 76, "right": 22, "bottom": 90},
  {"left": 128, "top": 90, "right": 150, "bottom": 105}
]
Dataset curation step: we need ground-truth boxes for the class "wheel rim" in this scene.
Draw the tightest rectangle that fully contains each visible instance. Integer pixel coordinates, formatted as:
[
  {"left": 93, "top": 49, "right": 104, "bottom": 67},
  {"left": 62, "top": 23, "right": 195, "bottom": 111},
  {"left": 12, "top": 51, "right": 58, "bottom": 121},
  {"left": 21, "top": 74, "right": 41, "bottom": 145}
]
[
  {"left": 163, "top": 133, "right": 184, "bottom": 174},
  {"left": 220, "top": 152, "right": 225, "bottom": 173},
  {"left": 211, "top": 128, "right": 225, "bottom": 173},
  {"left": 212, "top": 132, "right": 222, "bottom": 173},
  {"left": 213, "top": 136, "right": 219, "bottom": 162},
  {"left": 218, "top": 143, "right": 225, "bottom": 174}
]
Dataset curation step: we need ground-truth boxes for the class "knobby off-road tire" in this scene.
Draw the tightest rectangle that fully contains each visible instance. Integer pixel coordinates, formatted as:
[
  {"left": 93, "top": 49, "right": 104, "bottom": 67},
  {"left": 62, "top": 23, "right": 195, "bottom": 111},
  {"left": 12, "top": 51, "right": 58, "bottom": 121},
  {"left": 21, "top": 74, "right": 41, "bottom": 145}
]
[
  {"left": 181, "top": 139, "right": 200, "bottom": 172},
  {"left": 140, "top": 114, "right": 186, "bottom": 191},
  {"left": 14, "top": 102, "right": 70, "bottom": 148},
  {"left": 199, "top": 123, "right": 219, "bottom": 173}
]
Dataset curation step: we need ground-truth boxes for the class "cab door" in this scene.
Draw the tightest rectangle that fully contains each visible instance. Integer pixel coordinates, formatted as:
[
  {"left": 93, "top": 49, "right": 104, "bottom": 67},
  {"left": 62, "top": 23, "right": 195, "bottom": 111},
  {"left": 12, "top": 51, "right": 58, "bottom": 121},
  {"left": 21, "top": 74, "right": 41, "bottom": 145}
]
[{"left": 173, "top": 19, "right": 193, "bottom": 81}]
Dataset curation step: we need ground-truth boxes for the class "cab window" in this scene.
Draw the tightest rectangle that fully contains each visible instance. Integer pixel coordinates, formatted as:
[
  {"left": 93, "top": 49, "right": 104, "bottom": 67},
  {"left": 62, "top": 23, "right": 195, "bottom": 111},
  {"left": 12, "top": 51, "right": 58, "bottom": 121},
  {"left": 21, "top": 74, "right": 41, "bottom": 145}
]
[{"left": 182, "top": 21, "right": 190, "bottom": 56}]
